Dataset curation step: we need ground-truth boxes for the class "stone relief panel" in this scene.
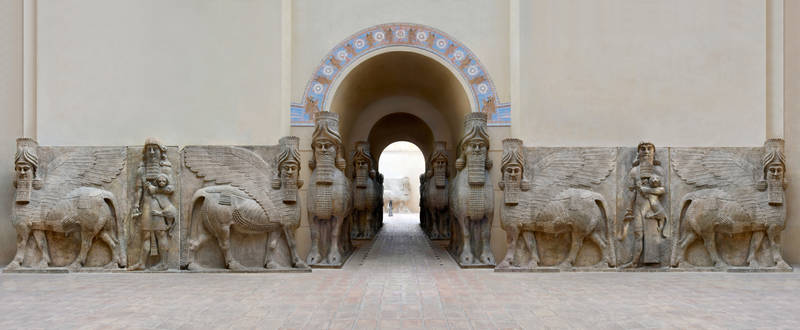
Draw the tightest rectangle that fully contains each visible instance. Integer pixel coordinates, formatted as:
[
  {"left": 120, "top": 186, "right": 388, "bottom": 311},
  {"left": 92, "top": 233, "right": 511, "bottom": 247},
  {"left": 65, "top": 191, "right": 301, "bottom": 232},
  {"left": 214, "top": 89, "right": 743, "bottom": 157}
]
[
  {"left": 7, "top": 139, "right": 128, "bottom": 271},
  {"left": 127, "top": 139, "right": 180, "bottom": 271},
  {"left": 306, "top": 112, "right": 353, "bottom": 267},
  {"left": 615, "top": 143, "right": 671, "bottom": 269},
  {"left": 669, "top": 139, "right": 791, "bottom": 270},
  {"left": 383, "top": 177, "right": 411, "bottom": 214},
  {"left": 180, "top": 137, "right": 308, "bottom": 272},
  {"left": 449, "top": 113, "right": 495, "bottom": 267},
  {"left": 420, "top": 141, "right": 451, "bottom": 240},
  {"left": 350, "top": 141, "right": 383, "bottom": 240},
  {"left": 497, "top": 139, "right": 617, "bottom": 270}
]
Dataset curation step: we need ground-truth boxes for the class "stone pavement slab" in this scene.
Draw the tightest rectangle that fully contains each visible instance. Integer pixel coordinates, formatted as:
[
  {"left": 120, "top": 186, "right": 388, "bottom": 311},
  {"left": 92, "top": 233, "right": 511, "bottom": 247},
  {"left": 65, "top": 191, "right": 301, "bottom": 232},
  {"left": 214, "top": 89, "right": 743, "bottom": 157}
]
[{"left": 1, "top": 214, "right": 799, "bottom": 329}]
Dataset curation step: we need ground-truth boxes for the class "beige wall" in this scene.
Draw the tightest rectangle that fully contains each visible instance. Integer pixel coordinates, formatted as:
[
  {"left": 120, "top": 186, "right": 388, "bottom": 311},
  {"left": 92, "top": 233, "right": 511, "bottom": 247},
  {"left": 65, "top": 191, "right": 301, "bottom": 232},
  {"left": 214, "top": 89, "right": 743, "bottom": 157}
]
[
  {"left": 35, "top": 0, "right": 287, "bottom": 146},
  {"left": 0, "top": 0, "right": 23, "bottom": 265},
  {"left": 291, "top": 0, "right": 510, "bottom": 104},
  {"left": 516, "top": 0, "right": 766, "bottom": 147},
  {"left": 784, "top": 0, "right": 799, "bottom": 265}
]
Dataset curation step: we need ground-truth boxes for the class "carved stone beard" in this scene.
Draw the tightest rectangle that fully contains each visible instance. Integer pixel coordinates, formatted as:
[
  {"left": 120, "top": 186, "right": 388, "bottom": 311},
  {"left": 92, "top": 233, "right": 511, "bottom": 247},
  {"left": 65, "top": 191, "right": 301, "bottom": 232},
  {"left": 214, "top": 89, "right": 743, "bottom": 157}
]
[
  {"left": 145, "top": 155, "right": 161, "bottom": 181},
  {"left": 282, "top": 175, "right": 298, "bottom": 203},
  {"left": 355, "top": 166, "right": 368, "bottom": 188},
  {"left": 638, "top": 156, "right": 654, "bottom": 179},
  {"left": 433, "top": 167, "right": 446, "bottom": 188},
  {"left": 768, "top": 176, "right": 784, "bottom": 205},
  {"left": 503, "top": 173, "right": 520, "bottom": 205},
  {"left": 315, "top": 152, "right": 336, "bottom": 184},
  {"left": 15, "top": 175, "right": 32, "bottom": 204},
  {"left": 467, "top": 151, "right": 486, "bottom": 186}
]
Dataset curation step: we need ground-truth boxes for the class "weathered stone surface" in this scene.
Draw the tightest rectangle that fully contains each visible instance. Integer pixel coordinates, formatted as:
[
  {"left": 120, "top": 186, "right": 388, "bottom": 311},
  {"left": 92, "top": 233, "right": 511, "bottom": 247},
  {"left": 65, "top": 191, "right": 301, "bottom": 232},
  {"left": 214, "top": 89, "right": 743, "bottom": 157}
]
[
  {"left": 497, "top": 138, "right": 617, "bottom": 270},
  {"left": 350, "top": 141, "right": 383, "bottom": 240},
  {"left": 180, "top": 137, "right": 308, "bottom": 271},
  {"left": 306, "top": 112, "right": 353, "bottom": 267},
  {"left": 615, "top": 143, "right": 671, "bottom": 269},
  {"left": 6, "top": 139, "right": 128, "bottom": 271},
  {"left": 420, "top": 141, "right": 450, "bottom": 240},
  {"left": 669, "top": 139, "right": 791, "bottom": 270},
  {"left": 127, "top": 138, "right": 180, "bottom": 271},
  {"left": 449, "top": 113, "right": 495, "bottom": 267}
]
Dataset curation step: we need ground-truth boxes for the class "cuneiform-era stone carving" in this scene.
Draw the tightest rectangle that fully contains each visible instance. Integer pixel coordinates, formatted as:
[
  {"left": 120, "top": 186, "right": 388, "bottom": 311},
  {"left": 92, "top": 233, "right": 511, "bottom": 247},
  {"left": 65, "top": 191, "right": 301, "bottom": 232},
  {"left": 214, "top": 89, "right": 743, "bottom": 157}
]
[
  {"left": 420, "top": 141, "right": 451, "bottom": 240},
  {"left": 307, "top": 112, "right": 353, "bottom": 266},
  {"left": 350, "top": 141, "right": 383, "bottom": 239},
  {"left": 383, "top": 177, "right": 411, "bottom": 213},
  {"left": 129, "top": 138, "right": 176, "bottom": 271},
  {"left": 617, "top": 142, "right": 669, "bottom": 268},
  {"left": 449, "top": 113, "right": 495, "bottom": 266},
  {"left": 670, "top": 139, "right": 791, "bottom": 270},
  {"left": 497, "top": 139, "right": 617, "bottom": 270},
  {"left": 7, "top": 138, "right": 126, "bottom": 271},
  {"left": 183, "top": 137, "right": 307, "bottom": 271}
]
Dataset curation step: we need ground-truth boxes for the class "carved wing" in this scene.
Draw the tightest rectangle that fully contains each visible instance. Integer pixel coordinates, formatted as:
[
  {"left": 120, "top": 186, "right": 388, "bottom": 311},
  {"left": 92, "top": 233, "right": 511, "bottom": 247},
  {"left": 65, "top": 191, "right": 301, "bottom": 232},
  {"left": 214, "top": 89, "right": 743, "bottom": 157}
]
[
  {"left": 529, "top": 148, "right": 616, "bottom": 203},
  {"left": 184, "top": 146, "right": 280, "bottom": 220},
  {"left": 671, "top": 149, "right": 757, "bottom": 188},
  {"left": 40, "top": 148, "right": 127, "bottom": 206}
]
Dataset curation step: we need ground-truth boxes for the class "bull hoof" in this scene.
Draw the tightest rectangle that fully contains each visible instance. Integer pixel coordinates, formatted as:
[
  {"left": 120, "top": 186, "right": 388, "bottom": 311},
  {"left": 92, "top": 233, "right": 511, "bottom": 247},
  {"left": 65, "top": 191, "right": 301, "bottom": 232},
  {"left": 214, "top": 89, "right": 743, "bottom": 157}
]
[
  {"left": 293, "top": 259, "right": 309, "bottom": 269},
  {"left": 776, "top": 260, "right": 791, "bottom": 270},
  {"left": 497, "top": 259, "right": 512, "bottom": 268},
  {"left": 129, "top": 262, "right": 145, "bottom": 271},
  {"left": 5, "top": 261, "right": 21, "bottom": 270},
  {"left": 186, "top": 262, "right": 203, "bottom": 271},
  {"left": 265, "top": 261, "right": 281, "bottom": 269},
  {"left": 66, "top": 262, "right": 82, "bottom": 271},
  {"left": 306, "top": 251, "right": 322, "bottom": 265},
  {"left": 459, "top": 252, "right": 473, "bottom": 265},
  {"left": 152, "top": 263, "right": 168, "bottom": 271},
  {"left": 227, "top": 260, "right": 247, "bottom": 271},
  {"left": 35, "top": 259, "right": 49, "bottom": 269},
  {"left": 103, "top": 261, "right": 119, "bottom": 269},
  {"left": 526, "top": 260, "right": 540, "bottom": 269},
  {"left": 328, "top": 251, "right": 342, "bottom": 265},
  {"left": 558, "top": 261, "right": 574, "bottom": 269},
  {"left": 713, "top": 261, "right": 728, "bottom": 269},
  {"left": 748, "top": 260, "right": 759, "bottom": 268},
  {"left": 480, "top": 253, "right": 495, "bottom": 265}
]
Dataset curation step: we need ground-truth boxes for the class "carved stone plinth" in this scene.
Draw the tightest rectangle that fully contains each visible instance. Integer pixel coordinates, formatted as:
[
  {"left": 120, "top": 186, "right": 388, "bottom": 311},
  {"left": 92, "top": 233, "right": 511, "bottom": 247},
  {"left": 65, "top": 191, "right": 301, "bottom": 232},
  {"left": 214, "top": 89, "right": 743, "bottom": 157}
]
[
  {"left": 181, "top": 137, "right": 308, "bottom": 272},
  {"left": 420, "top": 141, "right": 450, "bottom": 240},
  {"left": 449, "top": 113, "right": 495, "bottom": 267},
  {"left": 497, "top": 139, "right": 617, "bottom": 271},
  {"left": 669, "top": 139, "right": 791, "bottom": 271},
  {"left": 6, "top": 139, "right": 128, "bottom": 272},
  {"left": 350, "top": 141, "right": 383, "bottom": 240},
  {"left": 306, "top": 112, "right": 353, "bottom": 267}
]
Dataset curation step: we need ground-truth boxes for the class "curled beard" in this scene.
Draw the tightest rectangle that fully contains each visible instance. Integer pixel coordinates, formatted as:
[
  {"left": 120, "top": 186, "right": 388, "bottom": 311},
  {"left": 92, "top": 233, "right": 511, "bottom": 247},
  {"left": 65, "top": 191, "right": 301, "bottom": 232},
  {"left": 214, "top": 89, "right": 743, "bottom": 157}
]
[
  {"left": 768, "top": 178, "right": 784, "bottom": 205},
  {"left": 315, "top": 155, "right": 336, "bottom": 184},
  {"left": 504, "top": 176, "right": 520, "bottom": 205},
  {"left": 15, "top": 177, "right": 33, "bottom": 203},
  {"left": 434, "top": 169, "right": 446, "bottom": 188},
  {"left": 355, "top": 169, "right": 368, "bottom": 188},
  {"left": 282, "top": 177, "right": 298, "bottom": 203},
  {"left": 467, "top": 152, "right": 486, "bottom": 186},
  {"left": 145, "top": 157, "right": 162, "bottom": 181}
]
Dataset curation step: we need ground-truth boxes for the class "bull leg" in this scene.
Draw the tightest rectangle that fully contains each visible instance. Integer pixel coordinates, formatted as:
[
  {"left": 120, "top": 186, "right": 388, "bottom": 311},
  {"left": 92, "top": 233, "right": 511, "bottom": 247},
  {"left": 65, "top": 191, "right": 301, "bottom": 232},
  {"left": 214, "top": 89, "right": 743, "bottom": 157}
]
[
  {"left": 152, "top": 231, "right": 169, "bottom": 271},
  {"left": 701, "top": 232, "right": 727, "bottom": 268},
  {"left": 32, "top": 230, "right": 51, "bottom": 268},
  {"left": 522, "top": 231, "right": 540, "bottom": 267},
  {"left": 306, "top": 216, "right": 322, "bottom": 265},
  {"left": 498, "top": 225, "right": 519, "bottom": 268},
  {"left": 98, "top": 230, "right": 120, "bottom": 268},
  {"left": 560, "top": 231, "right": 585, "bottom": 268},
  {"left": 671, "top": 230, "right": 696, "bottom": 267},
  {"left": 589, "top": 231, "right": 613, "bottom": 267},
  {"left": 216, "top": 225, "right": 245, "bottom": 271},
  {"left": 283, "top": 226, "right": 308, "bottom": 269},
  {"left": 766, "top": 225, "right": 790, "bottom": 269},
  {"left": 458, "top": 217, "right": 473, "bottom": 264},
  {"left": 479, "top": 218, "right": 495, "bottom": 265},
  {"left": 68, "top": 231, "right": 94, "bottom": 270},
  {"left": 747, "top": 231, "right": 765, "bottom": 268},
  {"left": 7, "top": 224, "right": 32, "bottom": 269},
  {"left": 264, "top": 230, "right": 281, "bottom": 269},
  {"left": 328, "top": 216, "right": 344, "bottom": 265},
  {"left": 186, "top": 227, "right": 211, "bottom": 271}
]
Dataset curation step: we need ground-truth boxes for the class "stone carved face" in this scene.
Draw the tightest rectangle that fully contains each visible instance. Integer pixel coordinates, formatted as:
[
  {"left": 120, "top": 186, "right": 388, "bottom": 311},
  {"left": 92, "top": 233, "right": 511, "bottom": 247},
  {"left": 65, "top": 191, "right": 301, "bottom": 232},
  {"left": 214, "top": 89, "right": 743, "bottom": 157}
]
[
  {"left": 314, "top": 139, "right": 336, "bottom": 163},
  {"left": 156, "top": 174, "right": 169, "bottom": 188},
  {"left": 14, "top": 161, "right": 36, "bottom": 204},
  {"left": 503, "top": 164, "right": 522, "bottom": 205},
  {"left": 15, "top": 162, "right": 33, "bottom": 180},
  {"left": 145, "top": 144, "right": 162, "bottom": 162},
  {"left": 432, "top": 158, "right": 447, "bottom": 188},
  {"left": 465, "top": 138, "right": 487, "bottom": 186},
  {"left": 767, "top": 164, "right": 785, "bottom": 181},
  {"left": 767, "top": 163, "right": 785, "bottom": 206},
  {"left": 280, "top": 160, "right": 300, "bottom": 203},
  {"left": 638, "top": 143, "right": 655, "bottom": 164},
  {"left": 355, "top": 157, "right": 370, "bottom": 188}
]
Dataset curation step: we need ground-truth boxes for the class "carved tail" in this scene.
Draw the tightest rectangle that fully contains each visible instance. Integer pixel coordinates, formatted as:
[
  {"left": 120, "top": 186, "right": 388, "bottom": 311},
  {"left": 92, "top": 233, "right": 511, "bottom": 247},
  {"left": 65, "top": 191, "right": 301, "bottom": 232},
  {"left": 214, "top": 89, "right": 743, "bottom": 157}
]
[
  {"left": 184, "top": 188, "right": 209, "bottom": 268},
  {"left": 671, "top": 194, "right": 694, "bottom": 266},
  {"left": 102, "top": 192, "right": 125, "bottom": 267},
  {"left": 594, "top": 196, "right": 616, "bottom": 266}
]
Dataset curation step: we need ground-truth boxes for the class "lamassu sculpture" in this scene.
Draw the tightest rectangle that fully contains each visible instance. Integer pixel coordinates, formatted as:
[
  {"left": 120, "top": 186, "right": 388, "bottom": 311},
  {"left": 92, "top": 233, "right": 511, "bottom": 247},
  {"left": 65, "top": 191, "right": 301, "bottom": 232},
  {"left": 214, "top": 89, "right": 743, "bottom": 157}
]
[
  {"left": 670, "top": 139, "right": 791, "bottom": 270},
  {"left": 420, "top": 141, "right": 450, "bottom": 240},
  {"left": 306, "top": 112, "right": 353, "bottom": 267},
  {"left": 497, "top": 139, "right": 616, "bottom": 270},
  {"left": 449, "top": 113, "right": 494, "bottom": 266},
  {"left": 183, "top": 137, "right": 307, "bottom": 271},
  {"left": 350, "top": 141, "right": 383, "bottom": 239},
  {"left": 7, "top": 138, "right": 126, "bottom": 270}
]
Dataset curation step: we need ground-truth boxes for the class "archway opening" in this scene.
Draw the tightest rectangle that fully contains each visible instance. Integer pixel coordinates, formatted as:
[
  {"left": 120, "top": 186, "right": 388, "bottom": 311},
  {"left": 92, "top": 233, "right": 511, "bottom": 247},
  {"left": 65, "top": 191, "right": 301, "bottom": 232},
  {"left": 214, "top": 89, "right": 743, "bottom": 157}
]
[{"left": 378, "top": 141, "right": 425, "bottom": 221}]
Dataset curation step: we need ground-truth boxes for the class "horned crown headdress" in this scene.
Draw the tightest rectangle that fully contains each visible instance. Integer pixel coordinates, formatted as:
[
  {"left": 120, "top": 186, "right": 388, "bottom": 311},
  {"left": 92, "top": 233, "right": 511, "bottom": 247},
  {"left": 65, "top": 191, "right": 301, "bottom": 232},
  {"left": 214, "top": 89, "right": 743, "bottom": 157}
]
[
  {"left": 761, "top": 138, "right": 785, "bottom": 180},
  {"left": 15, "top": 138, "right": 39, "bottom": 169},
  {"left": 310, "top": 112, "right": 346, "bottom": 170},
  {"left": 273, "top": 136, "right": 303, "bottom": 189},
  {"left": 427, "top": 141, "right": 449, "bottom": 178},
  {"left": 501, "top": 138, "right": 525, "bottom": 171},
  {"left": 455, "top": 112, "right": 491, "bottom": 170}
]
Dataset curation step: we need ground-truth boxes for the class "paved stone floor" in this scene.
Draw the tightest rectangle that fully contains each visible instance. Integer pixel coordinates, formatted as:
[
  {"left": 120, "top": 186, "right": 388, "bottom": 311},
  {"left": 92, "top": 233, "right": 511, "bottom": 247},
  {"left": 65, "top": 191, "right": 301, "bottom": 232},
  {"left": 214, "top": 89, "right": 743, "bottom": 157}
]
[{"left": 1, "top": 213, "right": 800, "bottom": 329}]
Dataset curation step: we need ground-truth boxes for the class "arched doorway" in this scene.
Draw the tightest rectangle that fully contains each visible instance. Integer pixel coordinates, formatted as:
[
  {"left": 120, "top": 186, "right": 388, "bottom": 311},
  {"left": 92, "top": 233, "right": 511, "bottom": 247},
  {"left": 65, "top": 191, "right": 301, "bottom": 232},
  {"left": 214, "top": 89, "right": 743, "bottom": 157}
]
[{"left": 378, "top": 141, "right": 425, "bottom": 219}]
